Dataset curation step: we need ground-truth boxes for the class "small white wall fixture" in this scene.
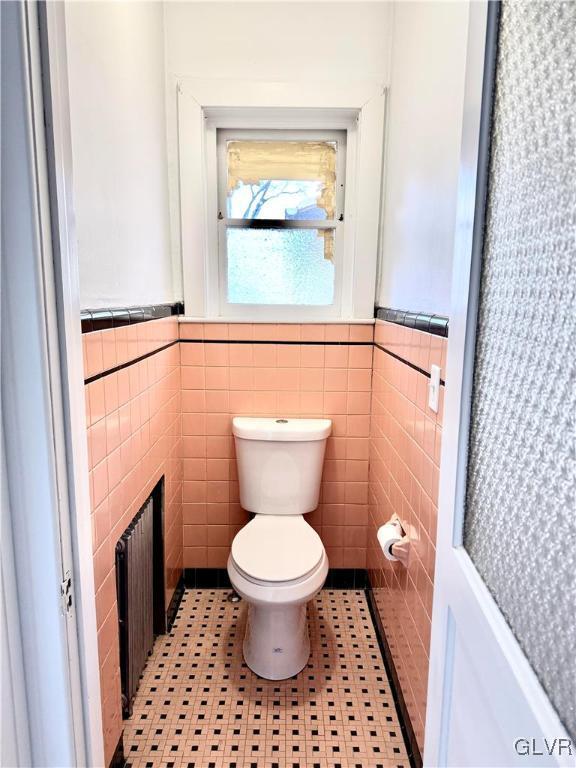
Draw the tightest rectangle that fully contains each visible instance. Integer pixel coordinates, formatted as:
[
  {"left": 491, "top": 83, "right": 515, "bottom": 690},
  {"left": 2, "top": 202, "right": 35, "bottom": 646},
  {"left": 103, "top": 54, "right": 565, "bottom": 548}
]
[{"left": 176, "top": 79, "right": 385, "bottom": 321}]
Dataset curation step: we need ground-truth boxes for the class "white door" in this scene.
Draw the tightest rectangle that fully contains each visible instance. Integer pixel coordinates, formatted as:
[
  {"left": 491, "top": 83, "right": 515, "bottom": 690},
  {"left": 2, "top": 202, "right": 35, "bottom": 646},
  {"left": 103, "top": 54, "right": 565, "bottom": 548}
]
[{"left": 424, "top": 3, "right": 575, "bottom": 767}]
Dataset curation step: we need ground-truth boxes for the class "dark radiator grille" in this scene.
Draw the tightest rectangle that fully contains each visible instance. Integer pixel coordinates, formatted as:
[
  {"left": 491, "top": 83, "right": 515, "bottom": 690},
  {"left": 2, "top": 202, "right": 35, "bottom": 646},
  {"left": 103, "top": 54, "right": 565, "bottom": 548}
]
[{"left": 116, "top": 498, "right": 154, "bottom": 718}]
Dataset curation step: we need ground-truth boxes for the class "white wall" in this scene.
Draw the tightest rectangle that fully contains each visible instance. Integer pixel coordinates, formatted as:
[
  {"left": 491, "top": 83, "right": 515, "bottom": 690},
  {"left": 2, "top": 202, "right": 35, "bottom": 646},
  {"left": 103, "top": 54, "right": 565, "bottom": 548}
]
[
  {"left": 164, "top": 1, "right": 394, "bottom": 305},
  {"left": 165, "top": 2, "right": 392, "bottom": 83},
  {"left": 65, "top": 2, "right": 174, "bottom": 309},
  {"left": 377, "top": 1, "right": 470, "bottom": 317},
  {"left": 64, "top": 0, "right": 470, "bottom": 315}
]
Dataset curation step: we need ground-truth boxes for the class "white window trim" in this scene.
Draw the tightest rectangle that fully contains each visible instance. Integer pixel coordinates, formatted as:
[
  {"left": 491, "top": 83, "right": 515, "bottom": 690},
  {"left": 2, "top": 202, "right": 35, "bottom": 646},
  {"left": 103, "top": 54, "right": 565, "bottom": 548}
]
[
  {"left": 216, "top": 127, "right": 346, "bottom": 320},
  {"left": 176, "top": 79, "right": 386, "bottom": 321}
]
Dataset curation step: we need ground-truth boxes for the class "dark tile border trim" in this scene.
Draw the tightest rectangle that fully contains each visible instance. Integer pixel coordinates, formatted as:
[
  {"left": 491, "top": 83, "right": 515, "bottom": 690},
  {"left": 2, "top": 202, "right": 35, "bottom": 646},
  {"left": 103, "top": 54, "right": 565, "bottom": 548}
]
[
  {"left": 366, "top": 586, "right": 422, "bottom": 768},
  {"left": 166, "top": 574, "right": 185, "bottom": 632},
  {"left": 83, "top": 340, "right": 178, "bottom": 385},
  {"left": 180, "top": 339, "right": 373, "bottom": 346},
  {"left": 374, "top": 342, "right": 446, "bottom": 387},
  {"left": 183, "top": 567, "right": 368, "bottom": 590},
  {"left": 81, "top": 301, "right": 183, "bottom": 334},
  {"left": 84, "top": 336, "right": 444, "bottom": 394},
  {"left": 376, "top": 306, "right": 449, "bottom": 338},
  {"left": 83, "top": 307, "right": 445, "bottom": 389},
  {"left": 85, "top": 338, "right": 444, "bottom": 387}
]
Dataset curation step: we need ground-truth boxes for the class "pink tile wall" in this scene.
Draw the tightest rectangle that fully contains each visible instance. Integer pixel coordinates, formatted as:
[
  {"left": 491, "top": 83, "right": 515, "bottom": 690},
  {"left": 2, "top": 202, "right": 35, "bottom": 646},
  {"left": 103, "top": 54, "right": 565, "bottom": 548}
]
[
  {"left": 84, "top": 317, "right": 182, "bottom": 764},
  {"left": 83, "top": 314, "right": 443, "bottom": 761},
  {"left": 368, "top": 320, "right": 446, "bottom": 753},
  {"left": 179, "top": 322, "right": 374, "bottom": 570},
  {"left": 83, "top": 315, "right": 179, "bottom": 379}
]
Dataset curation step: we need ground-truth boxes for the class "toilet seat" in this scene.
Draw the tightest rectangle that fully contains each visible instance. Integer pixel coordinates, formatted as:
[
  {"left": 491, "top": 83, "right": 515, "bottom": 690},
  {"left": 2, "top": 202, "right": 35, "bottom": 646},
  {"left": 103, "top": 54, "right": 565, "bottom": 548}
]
[{"left": 231, "top": 515, "right": 324, "bottom": 584}]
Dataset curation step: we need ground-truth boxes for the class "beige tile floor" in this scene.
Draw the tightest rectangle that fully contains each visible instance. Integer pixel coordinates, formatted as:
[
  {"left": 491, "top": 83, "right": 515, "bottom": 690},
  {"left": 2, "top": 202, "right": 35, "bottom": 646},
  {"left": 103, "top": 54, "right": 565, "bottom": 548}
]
[{"left": 124, "top": 589, "right": 410, "bottom": 768}]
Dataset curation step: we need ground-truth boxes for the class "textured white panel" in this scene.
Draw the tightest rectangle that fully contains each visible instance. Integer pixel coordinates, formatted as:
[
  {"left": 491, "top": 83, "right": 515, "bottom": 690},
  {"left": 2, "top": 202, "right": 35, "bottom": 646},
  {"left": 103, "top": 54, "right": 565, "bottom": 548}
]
[{"left": 464, "top": 0, "right": 576, "bottom": 739}]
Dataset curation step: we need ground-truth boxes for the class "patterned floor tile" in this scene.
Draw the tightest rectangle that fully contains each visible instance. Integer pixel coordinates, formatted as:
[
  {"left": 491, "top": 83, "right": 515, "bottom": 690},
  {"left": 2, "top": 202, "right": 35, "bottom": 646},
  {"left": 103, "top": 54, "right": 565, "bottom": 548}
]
[{"left": 124, "top": 589, "right": 409, "bottom": 768}]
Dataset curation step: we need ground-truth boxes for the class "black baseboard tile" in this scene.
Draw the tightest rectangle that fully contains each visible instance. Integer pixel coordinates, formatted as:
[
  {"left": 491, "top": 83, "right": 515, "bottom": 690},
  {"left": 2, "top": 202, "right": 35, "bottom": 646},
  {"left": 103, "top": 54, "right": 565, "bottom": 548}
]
[
  {"left": 324, "top": 568, "right": 368, "bottom": 589},
  {"left": 108, "top": 733, "right": 124, "bottom": 768},
  {"left": 183, "top": 567, "right": 367, "bottom": 590},
  {"left": 166, "top": 574, "right": 185, "bottom": 631},
  {"left": 365, "top": 586, "right": 422, "bottom": 768},
  {"left": 184, "top": 568, "right": 232, "bottom": 589}
]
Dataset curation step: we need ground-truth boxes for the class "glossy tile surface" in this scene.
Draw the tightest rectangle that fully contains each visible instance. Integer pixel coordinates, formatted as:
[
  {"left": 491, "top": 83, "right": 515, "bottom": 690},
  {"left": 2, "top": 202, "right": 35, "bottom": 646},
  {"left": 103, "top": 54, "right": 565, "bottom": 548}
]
[
  {"left": 180, "top": 322, "right": 375, "bottom": 570},
  {"left": 85, "top": 316, "right": 183, "bottom": 764},
  {"left": 124, "top": 589, "right": 409, "bottom": 768},
  {"left": 368, "top": 320, "right": 446, "bottom": 752}
]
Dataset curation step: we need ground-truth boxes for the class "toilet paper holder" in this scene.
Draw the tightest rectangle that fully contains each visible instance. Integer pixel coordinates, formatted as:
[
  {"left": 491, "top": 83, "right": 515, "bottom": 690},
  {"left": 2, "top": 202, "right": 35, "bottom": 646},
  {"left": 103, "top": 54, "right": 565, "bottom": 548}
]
[{"left": 377, "top": 515, "right": 410, "bottom": 567}]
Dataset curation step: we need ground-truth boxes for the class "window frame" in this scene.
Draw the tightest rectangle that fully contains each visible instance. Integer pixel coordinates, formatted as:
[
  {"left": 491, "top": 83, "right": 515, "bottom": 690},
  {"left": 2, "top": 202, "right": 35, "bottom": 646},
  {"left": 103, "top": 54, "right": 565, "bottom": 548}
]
[
  {"left": 216, "top": 128, "right": 347, "bottom": 319},
  {"left": 176, "top": 79, "right": 386, "bottom": 320}
]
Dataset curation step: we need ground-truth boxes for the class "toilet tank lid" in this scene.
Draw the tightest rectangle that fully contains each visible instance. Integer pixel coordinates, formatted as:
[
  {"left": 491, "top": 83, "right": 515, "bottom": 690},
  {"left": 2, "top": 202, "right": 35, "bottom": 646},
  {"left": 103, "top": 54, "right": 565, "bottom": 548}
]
[{"left": 232, "top": 417, "right": 332, "bottom": 442}]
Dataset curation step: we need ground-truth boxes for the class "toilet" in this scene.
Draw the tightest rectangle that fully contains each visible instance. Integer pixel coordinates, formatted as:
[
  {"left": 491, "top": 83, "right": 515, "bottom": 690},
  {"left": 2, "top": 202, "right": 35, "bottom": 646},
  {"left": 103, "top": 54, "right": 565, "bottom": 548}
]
[{"left": 227, "top": 416, "right": 332, "bottom": 680}]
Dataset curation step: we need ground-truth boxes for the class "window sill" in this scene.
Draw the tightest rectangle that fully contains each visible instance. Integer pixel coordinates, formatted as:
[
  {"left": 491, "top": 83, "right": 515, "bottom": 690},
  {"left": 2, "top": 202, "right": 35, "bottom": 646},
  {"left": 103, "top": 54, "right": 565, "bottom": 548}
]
[{"left": 178, "top": 317, "right": 375, "bottom": 325}]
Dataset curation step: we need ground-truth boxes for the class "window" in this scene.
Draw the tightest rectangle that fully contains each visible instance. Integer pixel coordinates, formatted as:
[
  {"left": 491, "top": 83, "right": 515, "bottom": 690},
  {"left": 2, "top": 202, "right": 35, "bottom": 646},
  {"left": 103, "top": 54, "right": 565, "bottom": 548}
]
[
  {"left": 217, "top": 130, "right": 346, "bottom": 316},
  {"left": 176, "top": 82, "right": 385, "bottom": 319}
]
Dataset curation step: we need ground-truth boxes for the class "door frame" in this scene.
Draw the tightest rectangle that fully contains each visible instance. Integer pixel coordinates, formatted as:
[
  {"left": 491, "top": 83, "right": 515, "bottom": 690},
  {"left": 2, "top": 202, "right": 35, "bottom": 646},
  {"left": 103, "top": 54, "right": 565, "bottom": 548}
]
[
  {"left": 1, "top": 2, "right": 104, "bottom": 765},
  {"left": 424, "top": 1, "right": 571, "bottom": 765},
  {"left": 38, "top": 3, "right": 106, "bottom": 764}
]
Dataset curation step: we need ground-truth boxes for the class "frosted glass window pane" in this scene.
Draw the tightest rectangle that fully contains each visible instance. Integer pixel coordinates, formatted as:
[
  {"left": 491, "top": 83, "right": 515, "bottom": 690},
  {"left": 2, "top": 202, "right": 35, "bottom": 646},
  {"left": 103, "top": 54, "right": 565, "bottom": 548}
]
[{"left": 226, "top": 228, "right": 334, "bottom": 306}]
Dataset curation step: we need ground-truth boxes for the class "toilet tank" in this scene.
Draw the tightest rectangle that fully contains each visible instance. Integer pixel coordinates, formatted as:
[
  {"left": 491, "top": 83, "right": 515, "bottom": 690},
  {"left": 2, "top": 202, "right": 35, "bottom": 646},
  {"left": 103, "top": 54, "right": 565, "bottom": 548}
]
[{"left": 232, "top": 417, "right": 332, "bottom": 515}]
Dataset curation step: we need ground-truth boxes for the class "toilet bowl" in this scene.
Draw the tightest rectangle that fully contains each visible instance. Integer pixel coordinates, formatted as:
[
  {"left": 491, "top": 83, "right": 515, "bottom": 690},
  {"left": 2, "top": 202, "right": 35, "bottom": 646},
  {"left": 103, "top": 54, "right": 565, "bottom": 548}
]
[{"left": 227, "top": 416, "right": 331, "bottom": 680}]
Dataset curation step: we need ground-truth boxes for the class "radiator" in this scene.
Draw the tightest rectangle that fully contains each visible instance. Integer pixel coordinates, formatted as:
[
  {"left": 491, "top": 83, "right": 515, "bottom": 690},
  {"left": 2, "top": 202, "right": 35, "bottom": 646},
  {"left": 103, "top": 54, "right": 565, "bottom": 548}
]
[{"left": 116, "top": 498, "right": 154, "bottom": 718}]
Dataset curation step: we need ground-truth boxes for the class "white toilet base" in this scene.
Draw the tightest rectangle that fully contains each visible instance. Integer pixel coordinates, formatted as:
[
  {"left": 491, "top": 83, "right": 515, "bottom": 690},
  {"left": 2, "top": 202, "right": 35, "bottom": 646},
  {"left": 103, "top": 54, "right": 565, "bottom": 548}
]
[
  {"left": 243, "top": 603, "right": 310, "bottom": 680},
  {"left": 227, "top": 551, "right": 329, "bottom": 680}
]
